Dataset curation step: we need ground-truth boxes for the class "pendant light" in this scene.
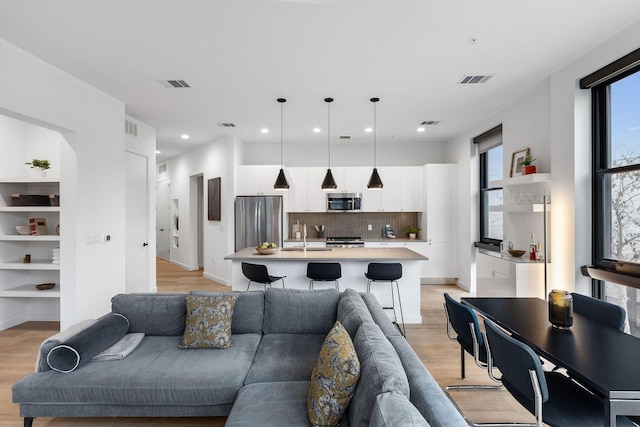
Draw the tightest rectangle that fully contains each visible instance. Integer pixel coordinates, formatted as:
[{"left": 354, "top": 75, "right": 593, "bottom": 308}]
[
  {"left": 367, "top": 97, "right": 383, "bottom": 189},
  {"left": 273, "top": 98, "right": 290, "bottom": 191},
  {"left": 321, "top": 97, "right": 337, "bottom": 190}
]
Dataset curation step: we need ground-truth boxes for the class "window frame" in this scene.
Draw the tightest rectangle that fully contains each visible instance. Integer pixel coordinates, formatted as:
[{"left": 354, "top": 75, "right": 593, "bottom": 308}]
[
  {"left": 478, "top": 146, "right": 503, "bottom": 249},
  {"left": 590, "top": 62, "right": 640, "bottom": 289}
]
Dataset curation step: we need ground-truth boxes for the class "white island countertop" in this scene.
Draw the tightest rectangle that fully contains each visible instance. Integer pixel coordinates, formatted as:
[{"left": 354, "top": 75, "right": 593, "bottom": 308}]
[{"left": 224, "top": 246, "right": 428, "bottom": 262}]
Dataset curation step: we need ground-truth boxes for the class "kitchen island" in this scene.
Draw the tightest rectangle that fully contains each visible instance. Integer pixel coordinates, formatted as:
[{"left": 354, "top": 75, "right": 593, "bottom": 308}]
[{"left": 224, "top": 246, "right": 427, "bottom": 323}]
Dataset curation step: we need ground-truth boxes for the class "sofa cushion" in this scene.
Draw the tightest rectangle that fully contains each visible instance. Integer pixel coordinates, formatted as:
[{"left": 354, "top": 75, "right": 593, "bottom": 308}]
[
  {"left": 245, "top": 333, "right": 326, "bottom": 384},
  {"left": 13, "top": 334, "right": 261, "bottom": 407},
  {"left": 388, "top": 335, "right": 468, "bottom": 427},
  {"left": 349, "top": 323, "right": 410, "bottom": 427},
  {"left": 370, "top": 391, "right": 431, "bottom": 427},
  {"left": 337, "top": 289, "right": 375, "bottom": 338},
  {"left": 361, "top": 293, "right": 403, "bottom": 338},
  {"left": 264, "top": 288, "right": 338, "bottom": 334},
  {"left": 308, "top": 321, "right": 360, "bottom": 426},
  {"left": 111, "top": 293, "right": 187, "bottom": 336},
  {"left": 46, "top": 313, "right": 129, "bottom": 373},
  {"left": 226, "top": 381, "right": 314, "bottom": 427},
  {"left": 191, "top": 290, "right": 264, "bottom": 334},
  {"left": 178, "top": 294, "right": 238, "bottom": 349}
]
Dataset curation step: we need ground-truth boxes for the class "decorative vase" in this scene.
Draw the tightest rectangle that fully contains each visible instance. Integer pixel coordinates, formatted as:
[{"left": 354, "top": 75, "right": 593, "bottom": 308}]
[
  {"left": 522, "top": 165, "right": 536, "bottom": 175},
  {"left": 549, "top": 289, "right": 573, "bottom": 329}
]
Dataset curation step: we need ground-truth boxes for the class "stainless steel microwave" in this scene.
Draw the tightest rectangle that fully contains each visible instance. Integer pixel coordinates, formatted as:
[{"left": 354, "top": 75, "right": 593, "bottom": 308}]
[{"left": 327, "top": 193, "right": 362, "bottom": 212}]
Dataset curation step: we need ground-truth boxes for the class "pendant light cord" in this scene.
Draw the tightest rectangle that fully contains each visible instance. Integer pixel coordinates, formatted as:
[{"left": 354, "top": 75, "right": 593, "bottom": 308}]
[
  {"left": 280, "top": 101, "right": 284, "bottom": 168},
  {"left": 373, "top": 99, "right": 377, "bottom": 167},
  {"left": 326, "top": 98, "right": 332, "bottom": 169}
]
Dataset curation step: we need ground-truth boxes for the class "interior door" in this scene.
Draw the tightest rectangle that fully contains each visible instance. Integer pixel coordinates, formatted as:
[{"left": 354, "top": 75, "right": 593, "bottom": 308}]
[
  {"left": 126, "top": 151, "right": 149, "bottom": 292},
  {"left": 156, "top": 179, "right": 171, "bottom": 261}
]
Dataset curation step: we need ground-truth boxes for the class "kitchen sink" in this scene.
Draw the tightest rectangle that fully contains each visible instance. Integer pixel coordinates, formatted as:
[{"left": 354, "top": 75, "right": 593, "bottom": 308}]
[{"left": 280, "top": 247, "right": 332, "bottom": 251}]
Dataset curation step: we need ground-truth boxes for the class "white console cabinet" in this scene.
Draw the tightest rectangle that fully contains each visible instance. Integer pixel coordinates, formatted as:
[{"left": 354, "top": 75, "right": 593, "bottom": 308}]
[{"left": 476, "top": 251, "right": 546, "bottom": 299}]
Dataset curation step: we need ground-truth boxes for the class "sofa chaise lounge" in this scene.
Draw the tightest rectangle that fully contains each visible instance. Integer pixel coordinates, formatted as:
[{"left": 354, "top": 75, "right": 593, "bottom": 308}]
[{"left": 12, "top": 287, "right": 467, "bottom": 427}]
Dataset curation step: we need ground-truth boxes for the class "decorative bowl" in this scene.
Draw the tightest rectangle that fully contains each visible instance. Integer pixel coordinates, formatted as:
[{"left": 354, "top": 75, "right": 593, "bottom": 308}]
[
  {"left": 255, "top": 247, "right": 277, "bottom": 255},
  {"left": 36, "top": 283, "right": 56, "bottom": 290},
  {"left": 16, "top": 225, "right": 31, "bottom": 235},
  {"left": 508, "top": 249, "right": 526, "bottom": 258}
]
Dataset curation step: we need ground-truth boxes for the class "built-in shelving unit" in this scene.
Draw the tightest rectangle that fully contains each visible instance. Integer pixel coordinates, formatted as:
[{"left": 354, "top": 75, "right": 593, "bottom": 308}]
[{"left": 0, "top": 178, "right": 61, "bottom": 300}]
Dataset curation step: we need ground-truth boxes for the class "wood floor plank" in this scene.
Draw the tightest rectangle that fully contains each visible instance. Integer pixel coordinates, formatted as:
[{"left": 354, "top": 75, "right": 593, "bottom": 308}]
[{"left": 0, "top": 257, "right": 534, "bottom": 426}]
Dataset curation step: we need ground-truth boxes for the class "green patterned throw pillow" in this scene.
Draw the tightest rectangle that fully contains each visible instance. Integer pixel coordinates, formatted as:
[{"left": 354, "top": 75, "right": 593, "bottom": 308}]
[
  {"left": 308, "top": 320, "right": 361, "bottom": 426},
  {"left": 178, "top": 294, "right": 238, "bottom": 349}
]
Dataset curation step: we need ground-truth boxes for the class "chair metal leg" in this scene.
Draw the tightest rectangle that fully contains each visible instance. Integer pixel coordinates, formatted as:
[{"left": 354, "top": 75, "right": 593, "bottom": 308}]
[
  {"left": 392, "top": 280, "right": 405, "bottom": 336},
  {"left": 461, "top": 345, "right": 466, "bottom": 379}
]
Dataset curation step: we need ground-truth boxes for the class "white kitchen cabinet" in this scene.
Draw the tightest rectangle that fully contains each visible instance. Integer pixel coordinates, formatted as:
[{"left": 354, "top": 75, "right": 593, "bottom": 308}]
[
  {"left": 288, "top": 167, "right": 326, "bottom": 212},
  {"left": 237, "top": 165, "right": 282, "bottom": 195},
  {"left": 0, "top": 179, "right": 61, "bottom": 329},
  {"left": 399, "top": 167, "right": 423, "bottom": 211},
  {"left": 363, "top": 167, "right": 401, "bottom": 212},
  {"left": 476, "top": 251, "right": 546, "bottom": 298},
  {"left": 422, "top": 164, "right": 457, "bottom": 279}
]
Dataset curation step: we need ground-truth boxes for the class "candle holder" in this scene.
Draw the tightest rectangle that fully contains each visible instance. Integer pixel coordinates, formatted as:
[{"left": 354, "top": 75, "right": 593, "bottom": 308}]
[{"left": 549, "top": 289, "right": 573, "bottom": 329}]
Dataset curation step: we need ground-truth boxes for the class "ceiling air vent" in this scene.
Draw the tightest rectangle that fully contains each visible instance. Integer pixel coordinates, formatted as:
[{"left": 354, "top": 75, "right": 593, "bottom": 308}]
[
  {"left": 159, "top": 80, "right": 191, "bottom": 88},
  {"left": 458, "top": 75, "right": 493, "bottom": 84},
  {"left": 124, "top": 119, "right": 138, "bottom": 137},
  {"left": 339, "top": 135, "right": 352, "bottom": 140},
  {"left": 420, "top": 121, "right": 440, "bottom": 126},
  {"left": 218, "top": 123, "right": 236, "bottom": 128}
]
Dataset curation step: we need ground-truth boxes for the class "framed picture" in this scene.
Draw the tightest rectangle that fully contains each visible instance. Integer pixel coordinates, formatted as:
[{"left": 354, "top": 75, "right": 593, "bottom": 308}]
[
  {"left": 510, "top": 148, "right": 530, "bottom": 177},
  {"left": 208, "top": 177, "right": 221, "bottom": 221}
]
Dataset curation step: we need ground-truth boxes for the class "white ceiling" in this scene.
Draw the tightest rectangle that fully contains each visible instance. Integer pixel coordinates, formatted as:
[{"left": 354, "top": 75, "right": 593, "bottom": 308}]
[{"left": 1, "top": 0, "right": 640, "bottom": 162}]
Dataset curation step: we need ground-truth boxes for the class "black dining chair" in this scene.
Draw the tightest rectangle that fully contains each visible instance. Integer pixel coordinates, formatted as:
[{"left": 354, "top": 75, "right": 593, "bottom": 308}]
[
  {"left": 443, "top": 293, "right": 502, "bottom": 426},
  {"left": 241, "top": 262, "right": 285, "bottom": 291},
  {"left": 365, "top": 262, "right": 405, "bottom": 336},
  {"left": 571, "top": 292, "right": 626, "bottom": 331},
  {"left": 484, "top": 318, "right": 636, "bottom": 427},
  {"left": 307, "top": 262, "right": 341, "bottom": 291}
]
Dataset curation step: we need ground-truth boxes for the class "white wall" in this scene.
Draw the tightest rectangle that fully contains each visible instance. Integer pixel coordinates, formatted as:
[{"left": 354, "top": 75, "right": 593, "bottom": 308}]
[
  {"left": 0, "top": 39, "right": 127, "bottom": 329},
  {"left": 242, "top": 140, "right": 449, "bottom": 166},
  {"left": 449, "top": 18, "right": 640, "bottom": 295},
  {"left": 165, "top": 135, "right": 236, "bottom": 285}
]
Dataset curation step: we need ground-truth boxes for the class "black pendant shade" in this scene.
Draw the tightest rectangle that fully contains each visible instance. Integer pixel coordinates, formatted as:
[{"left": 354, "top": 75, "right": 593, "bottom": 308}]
[
  {"left": 273, "top": 98, "right": 290, "bottom": 191},
  {"left": 321, "top": 168, "right": 337, "bottom": 190},
  {"left": 274, "top": 168, "right": 289, "bottom": 190},
  {"left": 367, "top": 167, "right": 383, "bottom": 189}
]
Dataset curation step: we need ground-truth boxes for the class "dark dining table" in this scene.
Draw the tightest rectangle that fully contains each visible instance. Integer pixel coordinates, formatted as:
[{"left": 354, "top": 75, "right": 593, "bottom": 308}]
[{"left": 462, "top": 297, "right": 640, "bottom": 427}]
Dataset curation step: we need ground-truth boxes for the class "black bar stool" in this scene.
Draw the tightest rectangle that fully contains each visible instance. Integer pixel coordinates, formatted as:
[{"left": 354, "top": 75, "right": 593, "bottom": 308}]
[
  {"left": 307, "top": 262, "right": 341, "bottom": 291},
  {"left": 365, "top": 263, "right": 405, "bottom": 336},
  {"left": 241, "top": 262, "right": 285, "bottom": 291}
]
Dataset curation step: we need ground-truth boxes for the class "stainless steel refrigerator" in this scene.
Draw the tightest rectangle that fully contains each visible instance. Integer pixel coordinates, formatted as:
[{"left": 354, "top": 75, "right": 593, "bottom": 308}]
[{"left": 234, "top": 196, "right": 283, "bottom": 251}]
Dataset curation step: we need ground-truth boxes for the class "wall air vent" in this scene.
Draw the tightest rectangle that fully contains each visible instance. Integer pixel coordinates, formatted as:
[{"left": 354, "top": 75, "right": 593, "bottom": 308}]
[
  {"left": 420, "top": 121, "right": 440, "bottom": 126},
  {"left": 458, "top": 75, "right": 493, "bottom": 84},
  {"left": 159, "top": 80, "right": 191, "bottom": 88},
  {"left": 339, "top": 135, "right": 352, "bottom": 140},
  {"left": 124, "top": 119, "right": 138, "bottom": 137},
  {"left": 218, "top": 123, "right": 236, "bottom": 128}
]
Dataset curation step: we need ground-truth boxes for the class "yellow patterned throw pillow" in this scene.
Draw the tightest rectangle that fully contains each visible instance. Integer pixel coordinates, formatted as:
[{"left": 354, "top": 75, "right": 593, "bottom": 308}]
[
  {"left": 178, "top": 294, "right": 238, "bottom": 349},
  {"left": 308, "top": 320, "right": 361, "bottom": 426}
]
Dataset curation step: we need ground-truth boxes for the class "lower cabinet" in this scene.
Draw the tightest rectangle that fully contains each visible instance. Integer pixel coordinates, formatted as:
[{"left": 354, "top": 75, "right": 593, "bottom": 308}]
[{"left": 476, "top": 251, "right": 547, "bottom": 299}]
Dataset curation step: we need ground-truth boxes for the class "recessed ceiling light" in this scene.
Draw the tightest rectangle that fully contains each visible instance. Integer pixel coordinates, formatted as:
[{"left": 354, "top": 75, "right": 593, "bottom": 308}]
[
  {"left": 365, "top": 127, "right": 373, "bottom": 133},
  {"left": 181, "top": 134, "right": 190, "bottom": 140},
  {"left": 417, "top": 127, "right": 426, "bottom": 132},
  {"left": 155, "top": 150, "right": 161, "bottom": 154},
  {"left": 261, "top": 128, "right": 269, "bottom": 134},
  {"left": 313, "top": 128, "right": 321, "bottom": 133}
]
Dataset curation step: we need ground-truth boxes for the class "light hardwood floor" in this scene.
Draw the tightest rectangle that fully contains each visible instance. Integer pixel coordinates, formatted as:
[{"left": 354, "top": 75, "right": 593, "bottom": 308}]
[{"left": 0, "top": 258, "right": 535, "bottom": 426}]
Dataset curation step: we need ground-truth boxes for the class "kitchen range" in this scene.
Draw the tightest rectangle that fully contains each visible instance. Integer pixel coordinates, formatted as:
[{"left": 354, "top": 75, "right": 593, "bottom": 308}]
[{"left": 325, "top": 236, "right": 365, "bottom": 248}]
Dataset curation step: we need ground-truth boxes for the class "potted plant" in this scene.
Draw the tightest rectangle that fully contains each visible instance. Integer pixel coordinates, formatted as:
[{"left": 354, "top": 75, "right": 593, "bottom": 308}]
[
  {"left": 405, "top": 225, "right": 421, "bottom": 239},
  {"left": 518, "top": 154, "right": 537, "bottom": 175},
  {"left": 24, "top": 159, "right": 51, "bottom": 177}
]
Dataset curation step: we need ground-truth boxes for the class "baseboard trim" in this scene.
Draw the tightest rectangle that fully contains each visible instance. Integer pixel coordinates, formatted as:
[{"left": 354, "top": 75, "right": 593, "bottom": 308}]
[{"left": 202, "top": 272, "right": 231, "bottom": 287}]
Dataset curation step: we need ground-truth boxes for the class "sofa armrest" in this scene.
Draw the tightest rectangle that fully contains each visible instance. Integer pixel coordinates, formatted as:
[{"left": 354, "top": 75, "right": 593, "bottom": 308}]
[{"left": 35, "top": 319, "right": 97, "bottom": 372}]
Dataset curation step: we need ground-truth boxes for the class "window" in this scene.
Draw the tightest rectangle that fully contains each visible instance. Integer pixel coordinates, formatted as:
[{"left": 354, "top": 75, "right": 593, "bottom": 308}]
[
  {"left": 475, "top": 125, "right": 503, "bottom": 248},
  {"left": 584, "top": 48, "right": 640, "bottom": 336}
]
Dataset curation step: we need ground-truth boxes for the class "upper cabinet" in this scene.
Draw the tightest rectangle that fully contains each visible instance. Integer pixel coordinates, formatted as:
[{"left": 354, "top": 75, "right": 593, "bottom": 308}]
[
  {"left": 288, "top": 167, "right": 326, "bottom": 212},
  {"left": 237, "top": 165, "right": 282, "bottom": 196},
  {"left": 363, "top": 167, "right": 422, "bottom": 212}
]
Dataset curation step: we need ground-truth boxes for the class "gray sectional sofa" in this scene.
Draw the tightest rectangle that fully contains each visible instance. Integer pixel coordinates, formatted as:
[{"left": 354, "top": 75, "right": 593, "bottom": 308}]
[{"left": 12, "top": 288, "right": 466, "bottom": 427}]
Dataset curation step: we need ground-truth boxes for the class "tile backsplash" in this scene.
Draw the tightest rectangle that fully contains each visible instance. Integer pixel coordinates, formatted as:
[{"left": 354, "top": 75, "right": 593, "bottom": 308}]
[{"left": 287, "top": 212, "right": 421, "bottom": 239}]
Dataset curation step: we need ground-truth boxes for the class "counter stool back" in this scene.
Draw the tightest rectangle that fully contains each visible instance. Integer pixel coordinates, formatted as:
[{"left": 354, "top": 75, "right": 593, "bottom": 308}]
[
  {"left": 365, "top": 262, "right": 405, "bottom": 336},
  {"left": 241, "top": 262, "right": 286, "bottom": 291},
  {"left": 307, "top": 262, "right": 341, "bottom": 291}
]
